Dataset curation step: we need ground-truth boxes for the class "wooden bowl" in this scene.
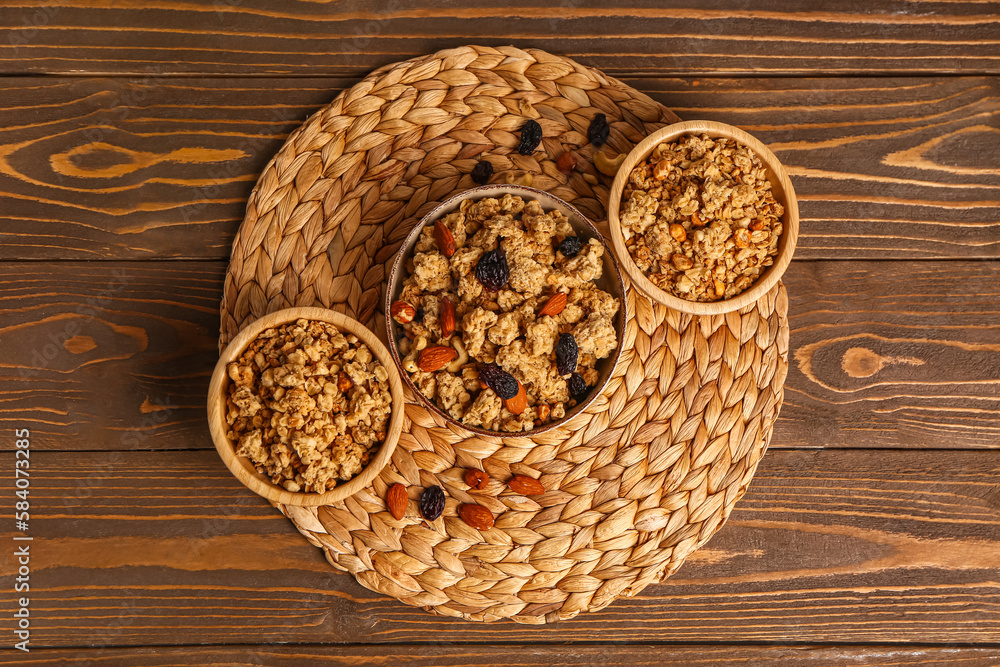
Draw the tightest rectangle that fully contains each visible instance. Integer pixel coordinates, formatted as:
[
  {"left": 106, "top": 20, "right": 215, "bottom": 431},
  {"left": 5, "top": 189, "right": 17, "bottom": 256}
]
[
  {"left": 607, "top": 120, "right": 799, "bottom": 315},
  {"left": 207, "top": 307, "right": 404, "bottom": 507},
  {"left": 385, "top": 184, "right": 627, "bottom": 437}
]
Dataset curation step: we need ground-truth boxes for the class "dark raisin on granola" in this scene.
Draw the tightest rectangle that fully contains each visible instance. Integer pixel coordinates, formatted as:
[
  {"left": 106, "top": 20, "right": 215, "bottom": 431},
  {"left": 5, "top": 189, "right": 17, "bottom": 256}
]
[
  {"left": 558, "top": 235, "right": 582, "bottom": 258},
  {"left": 555, "top": 333, "right": 579, "bottom": 376},
  {"left": 587, "top": 113, "right": 610, "bottom": 147},
  {"left": 517, "top": 119, "right": 543, "bottom": 155},
  {"left": 419, "top": 486, "right": 446, "bottom": 521},
  {"left": 479, "top": 363, "right": 519, "bottom": 400},
  {"left": 413, "top": 307, "right": 425, "bottom": 323},
  {"left": 471, "top": 160, "right": 494, "bottom": 185},
  {"left": 474, "top": 237, "right": 509, "bottom": 291},
  {"left": 568, "top": 372, "right": 589, "bottom": 401}
]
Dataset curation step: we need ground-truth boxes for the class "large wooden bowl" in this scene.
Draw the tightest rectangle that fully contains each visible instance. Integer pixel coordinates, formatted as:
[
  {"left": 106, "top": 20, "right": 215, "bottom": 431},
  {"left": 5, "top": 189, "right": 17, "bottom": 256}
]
[
  {"left": 607, "top": 120, "right": 799, "bottom": 315},
  {"left": 207, "top": 307, "right": 405, "bottom": 507}
]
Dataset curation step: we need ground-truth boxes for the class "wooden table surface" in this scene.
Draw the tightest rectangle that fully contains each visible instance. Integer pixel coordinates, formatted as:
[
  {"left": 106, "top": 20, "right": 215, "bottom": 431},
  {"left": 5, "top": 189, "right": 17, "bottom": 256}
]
[{"left": 1, "top": 2, "right": 998, "bottom": 664}]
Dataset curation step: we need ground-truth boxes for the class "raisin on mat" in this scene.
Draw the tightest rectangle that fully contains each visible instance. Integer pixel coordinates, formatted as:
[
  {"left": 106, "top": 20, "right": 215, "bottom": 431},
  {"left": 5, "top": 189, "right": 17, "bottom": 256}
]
[
  {"left": 479, "top": 363, "right": 519, "bottom": 400},
  {"left": 568, "top": 372, "right": 589, "bottom": 401},
  {"left": 587, "top": 113, "right": 610, "bottom": 147},
  {"left": 419, "top": 486, "right": 445, "bottom": 521},
  {"left": 471, "top": 160, "right": 493, "bottom": 185},
  {"left": 555, "top": 333, "right": 578, "bottom": 376},
  {"left": 517, "top": 119, "right": 543, "bottom": 155},
  {"left": 475, "top": 238, "right": 509, "bottom": 291},
  {"left": 558, "top": 235, "right": 582, "bottom": 258}
]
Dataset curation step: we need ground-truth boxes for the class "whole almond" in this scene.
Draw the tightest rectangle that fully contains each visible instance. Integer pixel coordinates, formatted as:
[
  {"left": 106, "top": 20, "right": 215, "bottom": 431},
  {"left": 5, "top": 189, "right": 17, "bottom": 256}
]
[
  {"left": 538, "top": 292, "right": 567, "bottom": 317},
  {"left": 434, "top": 220, "right": 456, "bottom": 258},
  {"left": 386, "top": 483, "right": 407, "bottom": 520},
  {"left": 503, "top": 380, "right": 527, "bottom": 415},
  {"left": 458, "top": 503, "right": 494, "bottom": 530},
  {"left": 439, "top": 297, "right": 456, "bottom": 338},
  {"left": 464, "top": 469, "right": 489, "bottom": 490},
  {"left": 418, "top": 345, "right": 458, "bottom": 372},
  {"left": 508, "top": 474, "right": 545, "bottom": 496},
  {"left": 390, "top": 300, "right": 416, "bottom": 324}
]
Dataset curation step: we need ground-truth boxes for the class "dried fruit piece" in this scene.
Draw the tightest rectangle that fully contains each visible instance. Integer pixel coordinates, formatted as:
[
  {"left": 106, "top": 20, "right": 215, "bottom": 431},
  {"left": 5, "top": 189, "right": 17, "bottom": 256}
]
[
  {"left": 458, "top": 503, "right": 495, "bottom": 530},
  {"left": 517, "top": 119, "right": 542, "bottom": 155},
  {"left": 503, "top": 380, "right": 527, "bottom": 414},
  {"left": 419, "top": 485, "right": 446, "bottom": 520},
  {"left": 669, "top": 224, "right": 687, "bottom": 243},
  {"left": 713, "top": 279, "right": 726, "bottom": 297},
  {"left": 471, "top": 160, "right": 493, "bottom": 185},
  {"left": 556, "top": 151, "right": 576, "bottom": 174},
  {"left": 338, "top": 372, "right": 353, "bottom": 393},
  {"left": 418, "top": 345, "right": 458, "bottom": 372},
  {"left": 474, "top": 239, "right": 509, "bottom": 291},
  {"left": 387, "top": 483, "right": 407, "bottom": 520},
  {"left": 464, "top": 469, "right": 489, "bottom": 490},
  {"left": 434, "top": 220, "right": 456, "bottom": 258},
  {"left": 508, "top": 474, "right": 545, "bottom": 495},
  {"left": 479, "top": 363, "right": 519, "bottom": 400},
  {"left": 390, "top": 301, "right": 416, "bottom": 324},
  {"left": 587, "top": 113, "right": 610, "bottom": 147},
  {"left": 555, "top": 333, "right": 578, "bottom": 376},
  {"left": 558, "top": 235, "right": 582, "bottom": 258},
  {"left": 439, "top": 297, "right": 456, "bottom": 338},
  {"left": 750, "top": 218, "right": 766, "bottom": 232},
  {"left": 568, "top": 372, "right": 589, "bottom": 401},
  {"left": 734, "top": 228, "right": 751, "bottom": 248},
  {"left": 538, "top": 292, "right": 567, "bottom": 317},
  {"left": 672, "top": 254, "right": 694, "bottom": 271}
]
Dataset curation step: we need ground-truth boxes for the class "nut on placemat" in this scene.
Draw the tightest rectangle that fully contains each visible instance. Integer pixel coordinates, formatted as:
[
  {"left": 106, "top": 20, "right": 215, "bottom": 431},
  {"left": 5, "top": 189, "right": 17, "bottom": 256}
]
[{"left": 219, "top": 45, "right": 789, "bottom": 623}]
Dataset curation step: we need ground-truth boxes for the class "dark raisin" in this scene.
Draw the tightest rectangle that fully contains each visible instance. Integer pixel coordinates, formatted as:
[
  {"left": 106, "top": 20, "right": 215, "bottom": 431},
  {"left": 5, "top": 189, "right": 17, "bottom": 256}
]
[
  {"left": 555, "top": 333, "right": 578, "bottom": 376},
  {"left": 471, "top": 160, "right": 493, "bottom": 185},
  {"left": 419, "top": 486, "right": 445, "bottom": 521},
  {"left": 517, "top": 119, "right": 543, "bottom": 155},
  {"left": 558, "top": 235, "right": 582, "bottom": 258},
  {"left": 479, "top": 363, "right": 519, "bottom": 400},
  {"left": 587, "top": 113, "right": 610, "bottom": 147},
  {"left": 474, "top": 237, "right": 509, "bottom": 291},
  {"left": 568, "top": 373, "right": 589, "bottom": 401},
  {"left": 413, "top": 307, "right": 425, "bottom": 323}
]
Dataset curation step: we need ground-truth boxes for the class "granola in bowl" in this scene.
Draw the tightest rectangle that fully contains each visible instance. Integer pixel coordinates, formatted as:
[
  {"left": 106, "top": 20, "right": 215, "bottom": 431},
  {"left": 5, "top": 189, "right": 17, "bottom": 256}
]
[
  {"left": 619, "top": 133, "right": 785, "bottom": 302},
  {"left": 387, "top": 188, "right": 624, "bottom": 434},
  {"left": 224, "top": 318, "right": 393, "bottom": 493}
]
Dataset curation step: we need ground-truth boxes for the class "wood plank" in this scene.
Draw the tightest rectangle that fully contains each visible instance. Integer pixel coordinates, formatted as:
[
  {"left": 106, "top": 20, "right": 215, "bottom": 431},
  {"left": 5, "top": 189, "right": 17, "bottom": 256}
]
[
  {"left": 1, "top": 2, "right": 998, "bottom": 77},
  {"left": 0, "top": 76, "right": 996, "bottom": 261},
  {"left": 2, "top": 645, "right": 1000, "bottom": 666},
  {"left": 2, "top": 449, "right": 998, "bottom": 646},
  {"left": 1, "top": 260, "right": 997, "bottom": 451}
]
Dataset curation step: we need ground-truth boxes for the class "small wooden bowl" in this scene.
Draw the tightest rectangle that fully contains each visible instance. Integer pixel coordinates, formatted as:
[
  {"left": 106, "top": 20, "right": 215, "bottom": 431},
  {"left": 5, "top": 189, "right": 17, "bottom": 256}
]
[
  {"left": 607, "top": 120, "right": 799, "bottom": 315},
  {"left": 207, "top": 307, "right": 404, "bottom": 507}
]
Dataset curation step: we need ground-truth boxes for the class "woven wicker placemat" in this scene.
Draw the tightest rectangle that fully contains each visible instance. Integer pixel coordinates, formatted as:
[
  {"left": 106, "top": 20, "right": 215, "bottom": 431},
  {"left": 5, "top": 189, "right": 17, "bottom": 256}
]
[{"left": 219, "top": 45, "right": 789, "bottom": 624}]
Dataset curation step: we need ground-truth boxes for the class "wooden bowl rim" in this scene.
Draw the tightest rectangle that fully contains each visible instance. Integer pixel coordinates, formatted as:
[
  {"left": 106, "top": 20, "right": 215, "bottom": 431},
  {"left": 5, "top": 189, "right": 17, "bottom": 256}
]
[
  {"left": 207, "top": 306, "right": 405, "bottom": 507},
  {"left": 607, "top": 120, "right": 800, "bottom": 315},
  {"left": 384, "top": 183, "right": 628, "bottom": 437}
]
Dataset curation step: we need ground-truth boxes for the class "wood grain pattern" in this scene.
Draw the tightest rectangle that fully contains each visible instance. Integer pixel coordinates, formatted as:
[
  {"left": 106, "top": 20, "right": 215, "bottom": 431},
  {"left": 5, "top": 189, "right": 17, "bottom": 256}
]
[
  {"left": 0, "top": 76, "right": 996, "bottom": 261},
  {"left": 2, "top": 1, "right": 999, "bottom": 77},
  {"left": 2, "top": 645, "right": 999, "bottom": 666},
  {"left": 2, "top": 448, "right": 997, "bottom": 646},
  {"left": 2, "top": 260, "right": 996, "bottom": 452}
]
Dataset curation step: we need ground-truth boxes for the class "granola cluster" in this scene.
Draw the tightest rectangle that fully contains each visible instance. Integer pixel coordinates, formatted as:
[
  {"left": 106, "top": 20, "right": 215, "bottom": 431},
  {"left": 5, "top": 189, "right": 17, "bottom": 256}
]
[
  {"left": 392, "top": 194, "right": 620, "bottom": 433},
  {"left": 225, "top": 319, "right": 392, "bottom": 493},
  {"left": 619, "top": 134, "right": 784, "bottom": 302}
]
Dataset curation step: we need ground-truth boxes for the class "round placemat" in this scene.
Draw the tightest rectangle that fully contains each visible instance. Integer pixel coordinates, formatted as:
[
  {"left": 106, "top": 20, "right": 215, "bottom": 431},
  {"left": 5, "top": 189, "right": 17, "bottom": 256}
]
[{"left": 219, "top": 45, "right": 789, "bottom": 623}]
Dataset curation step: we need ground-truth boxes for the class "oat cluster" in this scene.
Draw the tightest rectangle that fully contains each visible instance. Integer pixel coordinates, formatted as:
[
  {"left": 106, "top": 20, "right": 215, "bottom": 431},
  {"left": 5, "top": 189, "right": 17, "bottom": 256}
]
[
  {"left": 225, "top": 319, "right": 392, "bottom": 493},
  {"left": 619, "top": 134, "right": 784, "bottom": 302},
  {"left": 394, "top": 194, "right": 620, "bottom": 433}
]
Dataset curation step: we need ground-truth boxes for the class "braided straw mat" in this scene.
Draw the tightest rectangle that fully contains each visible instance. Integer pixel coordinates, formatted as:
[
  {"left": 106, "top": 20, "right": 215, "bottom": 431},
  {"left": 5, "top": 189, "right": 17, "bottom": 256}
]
[{"left": 219, "top": 45, "right": 789, "bottom": 624}]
